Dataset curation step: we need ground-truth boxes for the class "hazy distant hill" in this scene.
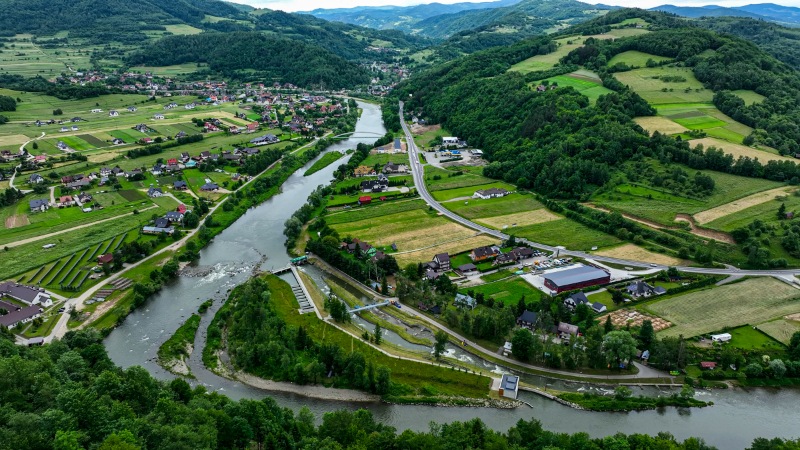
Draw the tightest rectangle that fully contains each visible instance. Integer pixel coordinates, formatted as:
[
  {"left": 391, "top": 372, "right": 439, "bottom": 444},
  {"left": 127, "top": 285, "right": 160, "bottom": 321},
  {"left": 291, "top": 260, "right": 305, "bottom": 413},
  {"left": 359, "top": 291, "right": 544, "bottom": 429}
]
[
  {"left": 651, "top": 3, "right": 800, "bottom": 26},
  {"left": 305, "top": 0, "right": 522, "bottom": 32}
]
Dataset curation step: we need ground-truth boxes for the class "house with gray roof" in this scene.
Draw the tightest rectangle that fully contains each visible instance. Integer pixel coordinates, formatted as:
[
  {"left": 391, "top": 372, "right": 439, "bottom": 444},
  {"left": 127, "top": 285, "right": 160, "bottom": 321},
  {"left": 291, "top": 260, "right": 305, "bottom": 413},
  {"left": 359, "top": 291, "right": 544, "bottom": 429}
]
[
  {"left": 0, "top": 303, "right": 42, "bottom": 330},
  {"left": 499, "top": 374, "right": 519, "bottom": 399},
  {"left": 29, "top": 199, "right": 50, "bottom": 213},
  {"left": 0, "top": 282, "right": 52, "bottom": 307}
]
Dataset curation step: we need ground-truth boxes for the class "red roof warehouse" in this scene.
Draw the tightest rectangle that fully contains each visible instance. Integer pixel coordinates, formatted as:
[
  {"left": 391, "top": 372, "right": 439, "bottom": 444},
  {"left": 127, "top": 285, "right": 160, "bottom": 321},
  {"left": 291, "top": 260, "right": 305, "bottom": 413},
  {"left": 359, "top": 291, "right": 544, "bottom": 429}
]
[{"left": 543, "top": 266, "right": 610, "bottom": 293}]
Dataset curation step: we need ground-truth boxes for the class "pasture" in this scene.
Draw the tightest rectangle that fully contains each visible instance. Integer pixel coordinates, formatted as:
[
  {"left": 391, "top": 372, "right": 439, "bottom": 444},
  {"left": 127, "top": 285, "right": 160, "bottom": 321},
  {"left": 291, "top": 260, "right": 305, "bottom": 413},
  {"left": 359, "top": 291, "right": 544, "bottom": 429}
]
[
  {"left": 440, "top": 192, "right": 544, "bottom": 219},
  {"left": 425, "top": 168, "right": 498, "bottom": 192},
  {"left": 508, "top": 36, "right": 587, "bottom": 73},
  {"left": 325, "top": 199, "right": 426, "bottom": 225},
  {"left": 359, "top": 152, "right": 409, "bottom": 168},
  {"left": 646, "top": 278, "right": 800, "bottom": 338},
  {"left": 393, "top": 235, "right": 499, "bottom": 266},
  {"left": 594, "top": 243, "right": 685, "bottom": 266},
  {"left": 703, "top": 188, "right": 800, "bottom": 231},
  {"left": 613, "top": 66, "right": 711, "bottom": 104},
  {"left": 129, "top": 63, "right": 200, "bottom": 76},
  {"left": 608, "top": 51, "right": 671, "bottom": 68}
]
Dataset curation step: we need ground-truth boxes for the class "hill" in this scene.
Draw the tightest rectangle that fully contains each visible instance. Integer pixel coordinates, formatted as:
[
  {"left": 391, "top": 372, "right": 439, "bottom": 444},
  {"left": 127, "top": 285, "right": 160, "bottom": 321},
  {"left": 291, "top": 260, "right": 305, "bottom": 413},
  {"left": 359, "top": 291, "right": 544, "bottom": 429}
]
[
  {"left": 698, "top": 17, "right": 800, "bottom": 69},
  {"left": 305, "top": 0, "right": 522, "bottom": 32},
  {"left": 127, "top": 31, "right": 370, "bottom": 89},
  {"left": 0, "top": 0, "right": 245, "bottom": 42}
]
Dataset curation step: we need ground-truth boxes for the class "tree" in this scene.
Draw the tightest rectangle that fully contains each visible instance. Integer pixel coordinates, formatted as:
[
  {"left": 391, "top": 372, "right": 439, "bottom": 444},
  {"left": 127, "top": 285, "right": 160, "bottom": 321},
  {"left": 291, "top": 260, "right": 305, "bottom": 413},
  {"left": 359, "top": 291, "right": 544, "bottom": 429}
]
[
  {"left": 639, "top": 320, "right": 655, "bottom": 350},
  {"left": 769, "top": 359, "right": 787, "bottom": 379},
  {"left": 376, "top": 366, "right": 391, "bottom": 395},
  {"left": 374, "top": 323, "right": 382, "bottom": 346},
  {"left": 778, "top": 202, "right": 787, "bottom": 220},
  {"left": 604, "top": 315, "right": 613, "bottom": 334},
  {"left": 183, "top": 211, "right": 199, "bottom": 228},
  {"left": 511, "top": 328, "right": 535, "bottom": 362},
  {"left": 610, "top": 289, "right": 625, "bottom": 305},
  {"left": 433, "top": 330, "right": 448, "bottom": 359},
  {"left": 603, "top": 331, "right": 638, "bottom": 369},
  {"left": 679, "top": 384, "right": 695, "bottom": 400},
  {"left": 789, "top": 331, "right": 800, "bottom": 360},
  {"left": 614, "top": 386, "right": 632, "bottom": 400}
]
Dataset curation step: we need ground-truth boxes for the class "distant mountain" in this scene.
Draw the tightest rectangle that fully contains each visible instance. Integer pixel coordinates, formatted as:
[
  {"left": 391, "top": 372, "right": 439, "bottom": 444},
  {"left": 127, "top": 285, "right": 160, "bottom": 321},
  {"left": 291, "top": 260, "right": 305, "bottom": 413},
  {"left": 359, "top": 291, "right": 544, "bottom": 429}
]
[
  {"left": 305, "top": 0, "right": 522, "bottom": 32},
  {"left": 419, "top": 0, "right": 615, "bottom": 39},
  {"left": 650, "top": 3, "right": 800, "bottom": 26}
]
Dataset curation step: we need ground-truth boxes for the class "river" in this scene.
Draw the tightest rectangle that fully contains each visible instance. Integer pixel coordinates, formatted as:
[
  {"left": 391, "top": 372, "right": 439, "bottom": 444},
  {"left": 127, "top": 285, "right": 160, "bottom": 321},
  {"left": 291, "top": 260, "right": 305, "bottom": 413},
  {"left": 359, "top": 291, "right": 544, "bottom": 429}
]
[{"left": 104, "top": 101, "right": 800, "bottom": 449}]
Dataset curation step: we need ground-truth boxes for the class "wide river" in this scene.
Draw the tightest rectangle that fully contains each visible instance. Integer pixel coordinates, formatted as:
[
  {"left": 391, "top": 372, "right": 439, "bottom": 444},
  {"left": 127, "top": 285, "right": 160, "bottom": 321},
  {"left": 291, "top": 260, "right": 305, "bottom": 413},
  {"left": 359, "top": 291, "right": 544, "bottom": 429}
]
[{"left": 105, "top": 102, "right": 800, "bottom": 449}]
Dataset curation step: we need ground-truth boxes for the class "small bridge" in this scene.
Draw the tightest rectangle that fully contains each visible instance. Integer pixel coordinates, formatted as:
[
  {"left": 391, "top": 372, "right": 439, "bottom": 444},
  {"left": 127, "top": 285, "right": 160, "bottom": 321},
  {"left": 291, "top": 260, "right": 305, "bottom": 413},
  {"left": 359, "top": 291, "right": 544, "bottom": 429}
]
[
  {"left": 270, "top": 265, "right": 292, "bottom": 275},
  {"left": 330, "top": 131, "right": 386, "bottom": 140},
  {"left": 347, "top": 301, "right": 390, "bottom": 314}
]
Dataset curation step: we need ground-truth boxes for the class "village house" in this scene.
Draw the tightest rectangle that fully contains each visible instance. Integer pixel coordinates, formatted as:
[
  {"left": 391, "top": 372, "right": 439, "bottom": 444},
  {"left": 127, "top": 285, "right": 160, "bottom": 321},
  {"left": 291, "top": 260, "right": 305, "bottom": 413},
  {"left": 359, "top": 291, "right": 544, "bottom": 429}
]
[
  {"left": 165, "top": 211, "right": 184, "bottom": 223},
  {"left": 58, "top": 195, "right": 75, "bottom": 207},
  {"left": 127, "top": 106, "right": 137, "bottom": 112},
  {"left": 250, "top": 134, "right": 279, "bottom": 145},
  {"left": 454, "top": 293, "right": 476, "bottom": 309},
  {"left": 360, "top": 175, "right": 388, "bottom": 193},
  {"left": 147, "top": 187, "right": 163, "bottom": 198},
  {"left": 626, "top": 280, "right": 667, "bottom": 298},
  {"left": 109, "top": 110, "right": 119, "bottom": 117},
  {"left": 354, "top": 165, "right": 376, "bottom": 177},
  {"left": 112, "top": 138, "right": 125, "bottom": 145},
  {"left": 433, "top": 253, "right": 451, "bottom": 271},
  {"left": 173, "top": 181, "right": 188, "bottom": 190},
  {"left": 77, "top": 192, "right": 92, "bottom": 204},
  {"left": 564, "top": 292, "right": 590, "bottom": 311},
  {"left": 457, "top": 263, "right": 478, "bottom": 275},
  {"left": 97, "top": 253, "right": 114, "bottom": 266},
  {"left": 470, "top": 245, "right": 501, "bottom": 262},
  {"left": 200, "top": 183, "right": 219, "bottom": 191},
  {"left": 493, "top": 252, "right": 516, "bottom": 266},
  {"left": 0, "top": 282, "right": 53, "bottom": 307},
  {"left": 29, "top": 174, "right": 44, "bottom": 184},
  {"left": 557, "top": 322, "right": 580, "bottom": 342},
  {"left": 29, "top": 199, "right": 50, "bottom": 213},
  {"left": 153, "top": 114, "right": 165, "bottom": 120},
  {"left": 383, "top": 162, "right": 408, "bottom": 174},
  {"left": 510, "top": 247, "right": 535, "bottom": 260},
  {"left": 517, "top": 310, "right": 538, "bottom": 330},
  {"left": 473, "top": 188, "right": 509, "bottom": 200}
]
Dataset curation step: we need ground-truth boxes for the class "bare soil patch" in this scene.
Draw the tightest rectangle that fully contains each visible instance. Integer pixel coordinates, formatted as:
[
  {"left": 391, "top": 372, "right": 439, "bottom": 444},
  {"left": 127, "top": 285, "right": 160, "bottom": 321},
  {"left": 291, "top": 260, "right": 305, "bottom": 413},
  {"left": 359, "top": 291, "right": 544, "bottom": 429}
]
[
  {"left": 634, "top": 116, "right": 689, "bottom": 135},
  {"left": 477, "top": 209, "right": 560, "bottom": 229},
  {"left": 690, "top": 137, "right": 795, "bottom": 164},
  {"left": 5, "top": 214, "right": 30, "bottom": 229},
  {"left": 594, "top": 243, "right": 685, "bottom": 266},
  {"left": 693, "top": 186, "right": 794, "bottom": 224},
  {"left": 410, "top": 123, "right": 440, "bottom": 135},
  {"left": 674, "top": 214, "right": 735, "bottom": 244}
]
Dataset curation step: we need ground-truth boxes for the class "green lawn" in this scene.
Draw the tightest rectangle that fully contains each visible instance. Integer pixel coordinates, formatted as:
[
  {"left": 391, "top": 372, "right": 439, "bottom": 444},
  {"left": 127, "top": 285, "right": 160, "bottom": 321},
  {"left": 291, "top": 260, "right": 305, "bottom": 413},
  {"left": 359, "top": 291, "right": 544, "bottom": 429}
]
[
  {"left": 588, "top": 290, "right": 615, "bottom": 309},
  {"left": 727, "top": 325, "right": 784, "bottom": 351},
  {"left": 733, "top": 90, "right": 766, "bottom": 106},
  {"left": 360, "top": 152, "right": 410, "bottom": 168},
  {"left": 480, "top": 269, "right": 517, "bottom": 283},
  {"left": 325, "top": 199, "right": 426, "bottom": 224},
  {"left": 461, "top": 277, "right": 543, "bottom": 306},
  {"left": 513, "top": 218, "right": 622, "bottom": 250},
  {"left": 425, "top": 167, "right": 499, "bottom": 192},
  {"left": 445, "top": 193, "right": 544, "bottom": 220}
]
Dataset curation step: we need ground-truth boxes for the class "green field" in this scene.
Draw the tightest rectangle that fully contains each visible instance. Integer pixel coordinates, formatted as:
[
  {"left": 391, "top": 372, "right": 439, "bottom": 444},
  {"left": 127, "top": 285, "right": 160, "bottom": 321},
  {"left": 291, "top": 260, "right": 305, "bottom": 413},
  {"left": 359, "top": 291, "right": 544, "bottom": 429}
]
[
  {"left": 671, "top": 115, "right": 727, "bottom": 130},
  {"left": 360, "top": 152, "right": 410, "bottom": 168},
  {"left": 513, "top": 218, "right": 622, "bottom": 250},
  {"left": 508, "top": 36, "right": 588, "bottom": 73},
  {"left": 704, "top": 193, "right": 800, "bottom": 232},
  {"left": 432, "top": 182, "right": 516, "bottom": 201},
  {"left": 325, "top": 199, "right": 426, "bottom": 225},
  {"left": 444, "top": 193, "right": 544, "bottom": 220},
  {"left": 733, "top": 90, "right": 766, "bottom": 105},
  {"left": 425, "top": 167, "right": 498, "bottom": 192},
  {"left": 461, "top": 278, "right": 543, "bottom": 305},
  {"left": 59, "top": 135, "right": 96, "bottom": 151},
  {"left": 613, "top": 66, "right": 710, "bottom": 104},
  {"left": 593, "top": 167, "right": 782, "bottom": 226},
  {"left": 130, "top": 63, "right": 201, "bottom": 76},
  {"left": 608, "top": 51, "right": 671, "bottom": 68},
  {"left": 540, "top": 73, "right": 614, "bottom": 102},
  {"left": 757, "top": 318, "right": 800, "bottom": 345},
  {"left": 726, "top": 325, "right": 784, "bottom": 351},
  {"left": 413, "top": 127, "right": 451, "bottom": 149},
  {"left": 646, "top": 278, "right": 800, "bottom": 338}
]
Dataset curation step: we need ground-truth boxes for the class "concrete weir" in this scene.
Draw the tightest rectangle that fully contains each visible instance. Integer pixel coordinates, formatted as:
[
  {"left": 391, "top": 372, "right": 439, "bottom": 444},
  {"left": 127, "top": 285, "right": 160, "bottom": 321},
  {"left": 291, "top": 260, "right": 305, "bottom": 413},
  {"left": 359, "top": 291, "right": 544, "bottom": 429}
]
[{"left": 269, "top": 265, "right": 317, "bottom": 314}]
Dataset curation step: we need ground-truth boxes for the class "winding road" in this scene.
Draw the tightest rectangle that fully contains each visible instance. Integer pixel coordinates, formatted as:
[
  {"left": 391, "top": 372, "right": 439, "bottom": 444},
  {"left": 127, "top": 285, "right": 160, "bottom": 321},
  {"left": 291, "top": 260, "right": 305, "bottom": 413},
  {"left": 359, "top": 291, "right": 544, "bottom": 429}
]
[{"left": 398, "top": 101, "right": 800, "bottom": 281}]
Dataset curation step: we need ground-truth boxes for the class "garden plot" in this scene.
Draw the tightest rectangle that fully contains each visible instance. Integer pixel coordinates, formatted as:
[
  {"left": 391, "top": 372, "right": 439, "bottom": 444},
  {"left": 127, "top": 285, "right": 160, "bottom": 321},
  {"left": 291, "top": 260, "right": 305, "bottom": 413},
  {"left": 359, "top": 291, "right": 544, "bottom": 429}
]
[
  {"left": 601, "top": 309, "right": 671, "bottom": 332},
  {"left": 646, "top": 278, "right": 800, "bottom": 338},
  {"left": 634, "top": 116, "right": 688, "bottom": 135}
]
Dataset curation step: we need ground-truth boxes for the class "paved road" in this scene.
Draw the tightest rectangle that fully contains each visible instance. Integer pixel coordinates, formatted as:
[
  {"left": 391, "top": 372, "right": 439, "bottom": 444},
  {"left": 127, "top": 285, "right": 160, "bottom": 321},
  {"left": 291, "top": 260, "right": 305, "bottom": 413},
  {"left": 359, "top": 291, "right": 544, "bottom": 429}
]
[{"left": 398, "top": 101, "right": 800, "bottom": 279}]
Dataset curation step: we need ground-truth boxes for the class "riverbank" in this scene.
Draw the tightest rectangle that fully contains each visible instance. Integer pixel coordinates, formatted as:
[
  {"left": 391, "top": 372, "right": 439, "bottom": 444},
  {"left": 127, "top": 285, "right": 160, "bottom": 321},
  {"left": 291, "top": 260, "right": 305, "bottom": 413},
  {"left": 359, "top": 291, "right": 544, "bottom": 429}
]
[{"left": 234, "top": 371, "right": 381, "bottom": 402}]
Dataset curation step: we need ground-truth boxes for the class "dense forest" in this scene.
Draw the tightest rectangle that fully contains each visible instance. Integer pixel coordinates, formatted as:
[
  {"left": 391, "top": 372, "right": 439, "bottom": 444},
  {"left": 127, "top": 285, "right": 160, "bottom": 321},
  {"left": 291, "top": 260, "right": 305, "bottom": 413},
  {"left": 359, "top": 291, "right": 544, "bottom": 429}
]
[
  {"left": 1, "top": 327, "right": 798, "bottom": 449},
  {"left": 699, "top": 17, "right": 800, "bottom": 70},
  {"left": 127, "top": 32, "right": 369, "bottom": 89}
]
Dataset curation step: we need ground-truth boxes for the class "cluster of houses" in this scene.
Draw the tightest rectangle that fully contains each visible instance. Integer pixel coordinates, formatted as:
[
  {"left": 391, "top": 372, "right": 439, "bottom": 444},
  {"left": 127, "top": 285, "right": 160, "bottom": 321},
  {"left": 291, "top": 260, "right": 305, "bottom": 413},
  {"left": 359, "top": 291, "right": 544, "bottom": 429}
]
[
  {"left": 515, "top": 291, "right": 608, "bottom": 345},
  {"left": 339, "top": 238, "right": 390, "bottom": 264},
  {"left": 420, "top": 246, "right": 538, "bottom": 281},
  {"left": 0, "top": 282, "right": 52, "bottom": 330},
  {"left": 28, "top": 191, "right": 94, "bottom": 213}
]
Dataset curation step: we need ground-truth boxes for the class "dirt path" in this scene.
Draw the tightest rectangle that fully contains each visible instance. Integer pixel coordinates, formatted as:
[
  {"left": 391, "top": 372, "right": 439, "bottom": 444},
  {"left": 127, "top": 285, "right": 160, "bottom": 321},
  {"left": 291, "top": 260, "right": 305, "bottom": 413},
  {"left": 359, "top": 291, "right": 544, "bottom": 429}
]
[
  {"left": 674, "top": 214, "right": 735, "bottom": 244},
  {"left": 3, "top": 204, "right": 159, "bottom": 248},
  {"left": 586, "top": 204, "right": 734, "bottom": 244},
  {"left": 49, "top": 186, "right": 56, "bottom": 204}
]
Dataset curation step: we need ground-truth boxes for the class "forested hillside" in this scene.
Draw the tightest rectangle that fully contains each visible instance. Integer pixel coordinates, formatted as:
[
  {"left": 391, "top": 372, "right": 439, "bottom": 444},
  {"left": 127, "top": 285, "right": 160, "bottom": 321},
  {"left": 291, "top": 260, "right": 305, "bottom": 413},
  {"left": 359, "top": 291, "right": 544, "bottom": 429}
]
[
  {"left": 2, "top": 327, "right": 797, "bottom": 449},
  {"left": 0, "top": 0, "right": 244, "bottom": 42},
  {"left": 699, "top": 17, "right": 800, "bottom": 70},
  {"left": 127, "top": 32, "right": 369, "bottom": 89}
]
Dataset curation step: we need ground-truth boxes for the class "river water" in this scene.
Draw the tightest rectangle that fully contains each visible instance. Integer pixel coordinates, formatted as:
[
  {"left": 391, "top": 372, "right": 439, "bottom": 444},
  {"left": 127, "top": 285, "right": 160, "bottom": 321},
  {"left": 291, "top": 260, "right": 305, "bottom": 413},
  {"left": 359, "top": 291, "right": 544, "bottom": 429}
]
[{"left": 104, "top": 102, "right": 800, "bottom": 449}]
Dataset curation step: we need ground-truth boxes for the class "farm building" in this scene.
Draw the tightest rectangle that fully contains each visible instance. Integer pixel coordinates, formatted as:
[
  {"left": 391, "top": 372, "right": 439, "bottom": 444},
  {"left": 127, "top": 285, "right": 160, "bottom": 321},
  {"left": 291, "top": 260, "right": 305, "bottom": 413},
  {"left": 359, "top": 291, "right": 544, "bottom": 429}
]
[
  {"left": 142, "top": 226, "right": 175, "bottom": 235},
  {"left": 97, "top": 254, "right": 114, "bottom": 266},
  {"left": 358, "top": 196, "right": 372, "bottom": 205},
  {"left": 0, "top": 303, "right": 42, "bottom": 330},
  {"left": 499, "top": 374, "right": 519, "bottom": 399},
  {"left": 543, "top": 266, "right": 610, "bottom": 293},
  {"left": 0, "top": 282, "right": 52, "bottom": 307}
]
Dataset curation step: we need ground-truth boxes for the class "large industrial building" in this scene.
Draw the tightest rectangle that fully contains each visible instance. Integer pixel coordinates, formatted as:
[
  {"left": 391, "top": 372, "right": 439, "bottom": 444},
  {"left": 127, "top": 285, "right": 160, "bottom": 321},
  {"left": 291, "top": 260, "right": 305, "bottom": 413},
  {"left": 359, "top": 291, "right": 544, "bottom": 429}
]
[{"left": 543, "top": 265, "right": 610, "bottom": 293}]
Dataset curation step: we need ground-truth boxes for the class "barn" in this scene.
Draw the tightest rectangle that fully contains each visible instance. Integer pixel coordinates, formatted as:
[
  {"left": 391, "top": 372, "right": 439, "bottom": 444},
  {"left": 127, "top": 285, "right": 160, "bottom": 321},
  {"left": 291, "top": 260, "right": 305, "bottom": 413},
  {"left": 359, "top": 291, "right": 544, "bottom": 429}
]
[{"left": 543, "top": 265, "right": 610, "bottom": 293}]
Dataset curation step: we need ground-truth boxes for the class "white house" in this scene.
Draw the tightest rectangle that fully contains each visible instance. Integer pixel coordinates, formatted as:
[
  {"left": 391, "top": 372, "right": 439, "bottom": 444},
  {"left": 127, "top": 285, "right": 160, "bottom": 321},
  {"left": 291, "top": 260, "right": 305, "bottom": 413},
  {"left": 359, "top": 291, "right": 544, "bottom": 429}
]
[
  {"left": 91, "top": 108, "right": 103, "bottom": 113},
  {"left": 442, "top": 137, "right": 460, "bottom": 145},
  {"left": 499, "top": 374, "right": 519, "bottom": 399},
  {"left": 154, "top": 114, "right": 165, "bottom": 120},
  {"left": 109, "top": 110, "right": 119, "bottom": 117},
  {"left": 473, "top": 188, "right": 509, "bottom": 200}
]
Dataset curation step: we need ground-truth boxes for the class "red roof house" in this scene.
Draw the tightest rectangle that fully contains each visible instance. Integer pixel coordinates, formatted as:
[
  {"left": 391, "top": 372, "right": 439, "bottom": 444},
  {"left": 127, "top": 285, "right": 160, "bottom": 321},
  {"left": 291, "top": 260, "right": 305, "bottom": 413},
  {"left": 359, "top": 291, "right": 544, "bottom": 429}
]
[
  {"left": 700, "top": 361, "right": 717, "bottom": 370},
  {"left": 97, "top": 253, "right": 114, "bottom": 265},
  {"left": 358, "top": 196, "right": 372, "bottom": 205},
  {"left": 177, "top": 204, "right": 187, "bottom": 214}
]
